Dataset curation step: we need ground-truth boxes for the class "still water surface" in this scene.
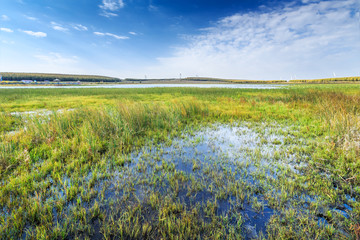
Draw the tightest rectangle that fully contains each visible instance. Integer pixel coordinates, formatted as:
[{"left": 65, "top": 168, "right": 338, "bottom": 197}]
[{"left": 0, "top": 84, "right": 284, "bottom": 89}]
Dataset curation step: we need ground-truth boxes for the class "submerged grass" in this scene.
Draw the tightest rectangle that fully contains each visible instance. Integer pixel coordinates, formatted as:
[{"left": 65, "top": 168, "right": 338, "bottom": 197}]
[{"left": 0, "top": 84, "right": 359, "bottom": 239}]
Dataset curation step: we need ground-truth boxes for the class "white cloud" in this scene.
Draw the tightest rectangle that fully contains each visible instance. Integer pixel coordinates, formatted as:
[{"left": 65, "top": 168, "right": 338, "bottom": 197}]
[
  {"left": 35, "top": 52, "right": 78, "bottom": 64},
  {"left": 148, "top": 4, "right": 159, "bottom": 12},
  {"left": 53, "top": 25, "right": 68, "bottom": 32},
  {"left": 146, "top": 0, "right": 360, "bottom": 79},
  {"left": 99, "top": 0, "right": 124, "bottom": 17},
  {"left": 22, "top": 30, "right": 47, "bottom": 37},
  {"left": 106, "top": 33, "right": 129, "bottom": 39},
  {"left": 73, "top": 24, "right": 88, "bottom": 31},
  {"left": 0, "top": 27, "right": 13, "bottom": 33},
  {"left": 51, "top": 22, "right": 69, "bottom": 32},
  {"left": 100, "top": 12, "right": 119, "bottom": 17},
  {"left": 129, "top": 31, "right": 137, "bottom": 35},
  {"left": 99, "top": 0, "right": 124, "bottom": 11},
  {"left": 94, "top": 31, "right": 105, "bottom": 36},
  {"left": 94, "top": 31, "right": 129, "bottom": 39},
  {"left": 1, "top": 15, "right": 10, "bottom": 21},
  {"left": 24, "top": 15, "right": 37, "bottom": 21}
]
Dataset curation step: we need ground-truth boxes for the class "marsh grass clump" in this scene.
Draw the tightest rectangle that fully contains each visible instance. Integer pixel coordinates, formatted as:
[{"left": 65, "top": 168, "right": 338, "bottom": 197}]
[
  {"left": 0, "top": 113, "right": 22, "bottom": 133},
  {"left": 312, "top": 92, "right": 360, "bottom": 188}
]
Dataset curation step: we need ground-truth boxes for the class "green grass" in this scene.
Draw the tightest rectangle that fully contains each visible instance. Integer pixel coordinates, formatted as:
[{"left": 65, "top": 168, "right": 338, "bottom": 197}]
[{"left": 0, "top": 84, "right": 359, "bottom": 239}]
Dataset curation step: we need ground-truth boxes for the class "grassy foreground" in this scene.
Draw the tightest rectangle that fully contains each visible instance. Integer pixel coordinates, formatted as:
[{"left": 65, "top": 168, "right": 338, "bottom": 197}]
[{"left": 0, "top": 84, "right": 359, "bottom": 239}]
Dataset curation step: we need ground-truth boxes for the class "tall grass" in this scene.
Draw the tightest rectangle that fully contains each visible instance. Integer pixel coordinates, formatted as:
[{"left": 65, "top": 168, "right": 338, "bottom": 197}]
[
  {"left": 318, "top": 93, "right": 359, "bottom": 137},
  {"left": 0, "top": 100, "right": 207, "bottom": 177},
  {"left": 315, "top": 92, "right": 360, "bottom": 185}
]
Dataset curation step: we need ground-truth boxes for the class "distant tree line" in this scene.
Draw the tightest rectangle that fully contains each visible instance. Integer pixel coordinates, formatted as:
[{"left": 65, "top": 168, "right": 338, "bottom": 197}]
[
  {"left": 124, "top": 78, "right": 178, "bottom": 82},
  {"left": 187, "top": 76, "right": 360, "bottom": 84},
  {"left": 186, "top": 77, "right": 287, "bottom": 84},
  {"left": 289, "top": 77, "right": 360, "bottom": 83},
  {"left": 0, "top": 72, "right": 121, "bottom": 82}
]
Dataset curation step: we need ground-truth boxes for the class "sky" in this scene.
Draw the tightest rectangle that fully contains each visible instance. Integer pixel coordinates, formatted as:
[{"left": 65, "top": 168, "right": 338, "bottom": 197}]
[{"left": 0, "top": 0, "right": 359, "bottom": 80}]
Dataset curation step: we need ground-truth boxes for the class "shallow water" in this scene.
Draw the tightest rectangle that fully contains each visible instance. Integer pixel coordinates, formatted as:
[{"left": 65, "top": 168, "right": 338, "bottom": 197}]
[
  {"left": 10, "top": 108, "right": 75, "bottom": 116},
  {"left": 0, "top": 83, "right": 284, "bottom": 89},
  {"left": 95, "top": 123, "right": 305, "bottom": 238},
  {"left": 6, "top": 122, "right": 356, "bottom": 239}
]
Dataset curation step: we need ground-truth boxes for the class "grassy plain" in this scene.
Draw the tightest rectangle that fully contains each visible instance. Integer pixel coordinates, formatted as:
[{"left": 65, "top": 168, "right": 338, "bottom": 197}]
[{"left": 0, "top": 84, "right": 359, "bottom": 239}]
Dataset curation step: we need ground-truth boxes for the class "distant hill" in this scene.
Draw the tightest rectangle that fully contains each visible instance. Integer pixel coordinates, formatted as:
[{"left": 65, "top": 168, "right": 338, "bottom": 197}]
[{"left": 0, "top": 72, "right": 121, "bottom": 82}]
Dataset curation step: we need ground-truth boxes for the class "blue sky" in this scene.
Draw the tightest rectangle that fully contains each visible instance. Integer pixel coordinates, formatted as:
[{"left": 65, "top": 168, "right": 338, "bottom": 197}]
[{"left": 0, "top": 0, "right": 359, "bottom": 79}]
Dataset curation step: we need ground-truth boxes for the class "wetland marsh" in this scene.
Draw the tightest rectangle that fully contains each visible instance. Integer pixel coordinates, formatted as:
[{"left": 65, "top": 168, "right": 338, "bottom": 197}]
[{"left": 0, "top": 84, "right": 359, "bottom": 239}]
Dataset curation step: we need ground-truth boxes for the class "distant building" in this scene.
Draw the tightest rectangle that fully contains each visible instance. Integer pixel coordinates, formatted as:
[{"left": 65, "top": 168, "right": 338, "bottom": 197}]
[{"left": 21, "top": 80, "right": 33, "bottom": 84}]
